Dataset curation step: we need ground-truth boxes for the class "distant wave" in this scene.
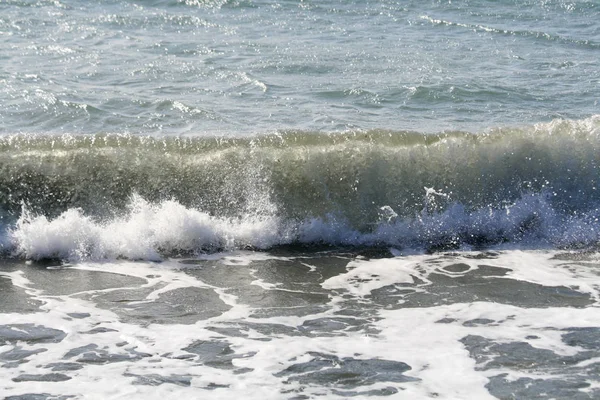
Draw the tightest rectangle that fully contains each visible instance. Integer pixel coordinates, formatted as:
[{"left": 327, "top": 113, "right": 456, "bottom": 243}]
[
  {"left": 1, "top": 116, "right": 600, "bottom": 259},
  {"left": 420, "top": 15, "right": 600, "bottom": 49}
]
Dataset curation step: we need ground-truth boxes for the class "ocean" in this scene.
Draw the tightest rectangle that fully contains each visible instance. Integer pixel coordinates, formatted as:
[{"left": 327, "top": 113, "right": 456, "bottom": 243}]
[{"left": 1, "top": 0, "right": 600, "bottom": 399}]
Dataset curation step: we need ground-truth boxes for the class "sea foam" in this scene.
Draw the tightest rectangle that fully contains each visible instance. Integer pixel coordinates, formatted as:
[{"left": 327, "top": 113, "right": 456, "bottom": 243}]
[
  {"left": 9, "top": 195, "right": 285, "bottom": 261},
  {"left": 5, "top": 190, "right": 600, "bottom": 261}
]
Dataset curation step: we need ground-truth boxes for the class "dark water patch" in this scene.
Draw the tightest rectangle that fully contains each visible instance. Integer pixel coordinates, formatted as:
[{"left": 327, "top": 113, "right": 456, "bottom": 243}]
[
  {"left": 205, "top": 324, "right": 271, "bottom": 341},
  {"left": 298, "top": 317, "right": 380, "bottom": 337},
  {"left": 82, "top": 327, "right": 119, "bottom": 334},
  {"left": 153, "top": 287, "right": 232, "bottom": 322},
  {"left": 125, "top": 372, "right": 192, "bottom": 387},
  {"left": 66, "top": 312, "right": 91, "bottom": 319},
  {"left": 0, "top": 277, "right": 44, "bottom": 314},
  {"left": 0, "top": 346, "right": 46, "bottom": 362},
  {"left": 461, "top": 252, "right": 501, "bottom": 260},
  {"left": 182, "top": 339, "right": 255, "bottom": 370},
  {"left": 182, "top": 257, "right": 332, "bottom": 317},
  {"left": 234, "top": 367, "right": 253, "bottom": 374},
  {"left": 206, "top": 325, "right": 253, "bottom": 339},
  {"left": 248, "top": 305, "right": 331, "bottom": 319},
  {"left": 0, "top": 262, "right": 44, "bottom": 313},
  {"left": 275, "top": 352, "right": 417, "bottom": 388},
  {"left": 436, "top": 318, "right": 457, "bottom": 324},
  {"left": 78, "top": 285, "right": 230, "bottom": 325},
  {"left": 369, "top": 265, "right": 593, "bottom": 309},
  {"left": 21, "top": 266, "right": 146, "bottom": 296},
  {"left": 486, "top": 374, "right": 599, "bottom": 400},
  {"left": 0, "top": 324, "right": 66, "bottom": 344},
  {"left": 463, "top": 318, "right": 496, "bottom": 327},
  {"left": 182, "top": 255, "right": 326, "bottom": 290},
  {"left": 167, "top": 353, "right": 196, "bottom": 360},
  {"left": 44, "top": 362, "right": 84, "bottom": 372},
  {"left": 63, "top": 343, "right": 151, "bottom": 365},
  {"left": 205, "top": 382, "right": 231, "bottom": 390},
  {"left": 228, "top": 322, "right": 303, "bottom": 338},
  {"left": 461, "top": 335, "right": 596, "bottom": 372},
  {"left": 332, "top": 386, "right": 400, "bottom": 397},
  {"left": 12, "top": 373, "right": 71, "bottom": 382},
  {"left": 441, "top": 263, "right": 470, "bottom": 273},
  {"left": 270, "top": 252, "right": 353, "bottom": 282},
  {"left": 562, "top": 327, "right": 600, "bottom": 351},
  {"left": 2, "top": 361, "right": 22, "bottom": 369}
]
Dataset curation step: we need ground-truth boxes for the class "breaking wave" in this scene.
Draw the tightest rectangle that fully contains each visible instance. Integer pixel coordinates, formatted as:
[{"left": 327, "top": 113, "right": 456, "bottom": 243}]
[{"left": 1, "top": 116, "right": 600, "bottom": 260}]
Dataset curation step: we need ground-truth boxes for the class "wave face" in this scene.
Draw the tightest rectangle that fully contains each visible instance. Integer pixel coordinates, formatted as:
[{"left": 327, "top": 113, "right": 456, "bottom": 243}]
[{"left": 3, "top": 116, "right": 600, "bottom": 259}]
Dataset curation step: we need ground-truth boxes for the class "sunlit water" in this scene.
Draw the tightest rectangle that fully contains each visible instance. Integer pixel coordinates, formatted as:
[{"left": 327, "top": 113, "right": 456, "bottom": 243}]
[
  {"left": 1, "top": 0, "right": 599, "bottom": 134},
  {"left": 1, "top": 0, "right": 600, "bottom": 399}
]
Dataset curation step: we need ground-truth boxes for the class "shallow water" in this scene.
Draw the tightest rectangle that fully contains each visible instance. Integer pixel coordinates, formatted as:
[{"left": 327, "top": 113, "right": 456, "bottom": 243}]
[{"left": 2, "top": 249, "right": 600, "bottom": 399}]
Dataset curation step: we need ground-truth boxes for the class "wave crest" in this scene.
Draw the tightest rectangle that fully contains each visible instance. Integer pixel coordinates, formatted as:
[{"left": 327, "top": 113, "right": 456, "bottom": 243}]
[
  {"left": 6, "top": 190, "right": 600, "bottom": 261},
  {"left": 1, "top": 116, "right": 600, "bottom": 259}
]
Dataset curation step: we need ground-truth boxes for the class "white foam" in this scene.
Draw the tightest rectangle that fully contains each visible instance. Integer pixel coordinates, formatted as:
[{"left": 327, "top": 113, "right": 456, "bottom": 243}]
[
  {"left": 2, "top": 250, "right": 600, "bottom": 399},
  {"left": 9, "top": 195, "right": 286, "bottom": 261},
  {"left": 325, "top": 251, "right": 600, "bottom": 398},
  {"left": 6, "top": 190, "right": 600, "bottom": 261}
]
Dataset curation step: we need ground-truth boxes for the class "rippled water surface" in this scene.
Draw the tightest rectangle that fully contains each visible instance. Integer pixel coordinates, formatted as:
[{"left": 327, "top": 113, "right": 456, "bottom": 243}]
[{"left": 1, "top": 0, "right": 599, "bottom": 134}]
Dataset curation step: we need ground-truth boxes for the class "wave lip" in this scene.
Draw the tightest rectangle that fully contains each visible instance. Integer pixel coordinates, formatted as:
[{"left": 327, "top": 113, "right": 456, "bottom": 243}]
[
  {"left": 420, "top": 15, "right": 600, "bottom": 49},
  {"left": 1, "top": 116, "right": 600, "bottom": 222}
]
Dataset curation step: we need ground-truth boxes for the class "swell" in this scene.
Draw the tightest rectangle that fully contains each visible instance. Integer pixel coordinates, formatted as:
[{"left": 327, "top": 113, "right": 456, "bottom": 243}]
[{"left": 1, "top": 116, "right": 600, "bottom": 259}]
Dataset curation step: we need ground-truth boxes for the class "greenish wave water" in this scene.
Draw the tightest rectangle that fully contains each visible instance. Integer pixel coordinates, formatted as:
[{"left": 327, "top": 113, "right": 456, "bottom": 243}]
[
  {"left": 1, "top": 117, "right": 598, "bottom": 220},
  {"left": 1, "top": 0, "right": 599, "bottom": 258},
  {"left": 0, "top": 117, "right": 599, "bottom": 259}
]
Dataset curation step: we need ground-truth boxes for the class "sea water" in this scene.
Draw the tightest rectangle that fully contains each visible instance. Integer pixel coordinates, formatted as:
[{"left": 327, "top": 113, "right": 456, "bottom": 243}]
[{"left": 1, "top": 0, "right": 600, "bottom": 399}]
